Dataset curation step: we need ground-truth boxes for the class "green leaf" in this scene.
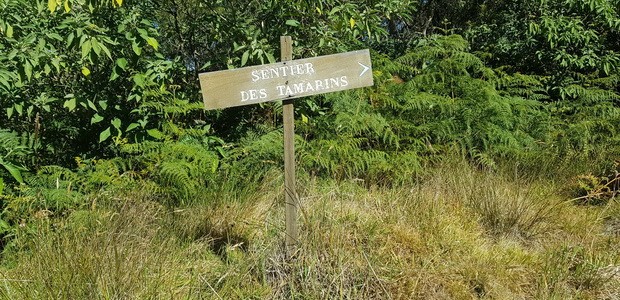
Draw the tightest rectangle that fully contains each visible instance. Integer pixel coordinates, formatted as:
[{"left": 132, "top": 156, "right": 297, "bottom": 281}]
[
  {"left": 265, "top": 52, "right": 276, "bottom": 64},
  {"left": 200, "top": 61, "right": 212, "bottom": 70},
  {"left": 241, "top": 50, "right": 249, "bottom": 66},
  {"left": 15, "top": 103, "right": 23, "bottom": 115},
  {"left": 132, "top": 74, "right": 146, "bottom": 87},
  {"left": 111, "top": 118, "right": 121, "bottom": 130},
  {"left": 1, "top": 162, "right": 24, "bottom": 184},
  {"left": 47, "top": 32, "right": 63, "bottom": 41},
  {"left": 81, "top": 40, "right": 92, "bottom": 59},
  {"left": 0, "top": 77, "right": 9, "bottom": 90},
  {"left": 99, "top": 127, "right": 111, "bottom": 142},
  {"left": 0, "top": 218, "right": 9, "bottom": 232},
  {"left": 116, "top": 58, "right": 128, "bottom": 70},
  {"left": 51, "top": 57, "right": 61, "bottom": 73},
  {"left": 91, "top": 38, "right": 101, "bottom": 56},
  {"left": 132, "top": 41, "right": 142, "bottom": 56},
  {"left": 48, "top": 0, "right": 58, "bottom": 13},
  {"left": 110, "top": 69, "right": 119, "bottom": 81},
  {"left": 0, "top": 177, "right": 4, "bottom": 195},
  {"left": 603, "top": 62, "right": 610, "bottom": 75},
  {"left": 7, "top": 107, "right": 13, "bottom": 118},
  {"left": 63, "top": 98, "right": 76, "bottom": 111},
  {"left": 145, "top": 37, "right": 159, "bottom": 50},
  {"left": 24, "top": 60, "right": 32, "bottom": 81},
  {"left": 91, "top": 113, "right": 104, "bottom": 124},
  {"left": 81, "top": 66, "right": 91, "bottom": 77},
  {"left": 87, "top": 100, "right": 97, "bottom": 111},
  {"left": 98, "top": 100, "right": 108, "bottom": 110},
  {"left": 66, "top": 33, "right": 74, "bottom": 48},
  {"left": 285, "top": 20, "right": 300, "bottom": 27},
  {"left": 7, "top": 50, "right": 17, "bottom": 60},
  {"left": 126, "top": 123, "right": 139, "bottom": 132},
  {"left": 211, "top": 160, "right": 218, "bottom": 173},
  {"left": 99, "top": 43, "right": 112, "bottom": 60},
  {"left": 147, "top": 129, "right": 164, "bottom": 140},
  {"left": 6, "top": 24, "right": 13, "bottom": 38}
]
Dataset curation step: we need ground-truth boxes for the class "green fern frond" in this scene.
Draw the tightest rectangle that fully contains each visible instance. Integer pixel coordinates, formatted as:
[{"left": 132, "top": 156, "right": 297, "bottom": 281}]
[
  {"left": 0, "top": 130, "right": 31, "bottom": 160},
  {"left": 121, "top": 141, "right": 162, "bottom": 155},
  {"left": 588, "top": 74, "right": 620, "bottom": 89},
  {"left": 116, "top": 138, "right": 221, "bottom": 204},
  {"left": 140, "top": 99, "right": 203, "bottom": 116},
  {"left": 158, "top": 161, "right": 195, "bottom": 199},
  {"left": 559, "top": 84, "right": 620, "bottom": 103}
]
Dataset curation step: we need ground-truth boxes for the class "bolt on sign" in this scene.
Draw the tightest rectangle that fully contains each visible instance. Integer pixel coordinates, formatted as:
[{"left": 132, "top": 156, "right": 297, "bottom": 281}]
[{"left": 199, "top": 49, "right": 373, "bottom": 110}]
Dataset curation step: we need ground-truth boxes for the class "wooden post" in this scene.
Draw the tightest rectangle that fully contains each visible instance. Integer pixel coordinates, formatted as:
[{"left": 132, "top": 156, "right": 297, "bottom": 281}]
[
  {"left": 281, "top": 36, "right": 298, "bottom": 254},
  {"left": 198, "top": 39, "right": 374, "bottom": 257}
]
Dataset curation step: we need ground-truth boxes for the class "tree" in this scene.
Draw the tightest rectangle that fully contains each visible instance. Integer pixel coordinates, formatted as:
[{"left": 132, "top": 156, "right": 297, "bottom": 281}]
[{"left": 0, "top": 0, "right": 192, "bottom": 169}]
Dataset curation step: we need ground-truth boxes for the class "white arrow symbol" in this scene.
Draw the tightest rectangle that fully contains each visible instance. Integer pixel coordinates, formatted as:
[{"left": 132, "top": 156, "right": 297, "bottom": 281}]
[{"left": 358, "top": 62, "right": 370, "bottom": 77}]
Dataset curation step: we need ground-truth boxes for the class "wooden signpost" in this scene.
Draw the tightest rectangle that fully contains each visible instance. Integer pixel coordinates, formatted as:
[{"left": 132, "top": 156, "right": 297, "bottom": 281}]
[
  {"left": 199, "top": 37, "right": 373, "bottom": 254},
  {"left": 199, "top": 44, "right": 373, "bottom": 110}
]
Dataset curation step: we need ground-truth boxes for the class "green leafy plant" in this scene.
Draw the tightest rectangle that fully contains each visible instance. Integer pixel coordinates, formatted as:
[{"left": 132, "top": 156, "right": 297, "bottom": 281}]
[
  {"left": 298, "top": 90, "right": 400, "bottom": 182},
  {"left": 0, "top": 0, "right": 187, "bottom": 169},
  {"left": 119, "top": 128, "right": 223, "bottom": 204},
  {"left": 376, "top": 35, "right": 550, "bottom": 168},
  {"left": 0, "top": 130, "right": 31, "bottom": 184}
]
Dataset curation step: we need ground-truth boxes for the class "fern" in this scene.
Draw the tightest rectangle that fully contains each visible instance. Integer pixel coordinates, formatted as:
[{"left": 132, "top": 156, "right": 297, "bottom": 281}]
[
  {"left": 225, "top": 129, "right": 285, "bottom": 184},
  {"left": 139, "top": 98, "right": 204, "bottom": 117},
  {"left": 0, "top": 130, "right": 31, "bottom": 184},
  {"left": 35, "top": 165, "right": 84, "bottom": 190},
  {"left": 376, "top": 34, "right": 551, "bottom": 168},
  {"left": 558, "top": 84, "right": 620, "bottom": 104},
  {"left": 118, "top": 137, "right": 220, "bottom": 204},
  {"left": 294, "top": 90, "right": 407, "bottom": 183},
  {"left": 494, "top": 71, "right": 550, "bottom": 101}
]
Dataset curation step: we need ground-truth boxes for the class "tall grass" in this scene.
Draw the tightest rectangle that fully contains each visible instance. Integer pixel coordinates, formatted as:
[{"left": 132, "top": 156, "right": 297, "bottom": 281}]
[
  {"left": 1, "top": 158, "right": 618, "bottom": 299},
  {"left": 0, "top": 197, "right": 226, "bottom": 299}
]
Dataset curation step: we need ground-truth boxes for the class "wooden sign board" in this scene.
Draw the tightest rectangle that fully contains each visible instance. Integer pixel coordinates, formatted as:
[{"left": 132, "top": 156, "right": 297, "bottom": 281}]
[{"left": 199, "top": 49, "right": 373, "bottom": 110}]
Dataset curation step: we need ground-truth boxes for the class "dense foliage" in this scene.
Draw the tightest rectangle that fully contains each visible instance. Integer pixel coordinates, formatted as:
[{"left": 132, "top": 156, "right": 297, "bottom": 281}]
[{"left": 0, "top": 0, "right": 619, "bottom": 256}]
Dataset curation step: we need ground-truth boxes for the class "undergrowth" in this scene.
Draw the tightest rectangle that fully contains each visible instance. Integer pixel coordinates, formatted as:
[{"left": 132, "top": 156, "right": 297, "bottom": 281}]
[{"left": 1, "top": 158, "right": 618, "bottom": 299}]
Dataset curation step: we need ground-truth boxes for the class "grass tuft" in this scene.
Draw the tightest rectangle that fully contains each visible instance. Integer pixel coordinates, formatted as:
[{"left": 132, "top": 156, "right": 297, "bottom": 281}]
[{"left": 1, "top": 158, "right": 618, "bottom": 299}]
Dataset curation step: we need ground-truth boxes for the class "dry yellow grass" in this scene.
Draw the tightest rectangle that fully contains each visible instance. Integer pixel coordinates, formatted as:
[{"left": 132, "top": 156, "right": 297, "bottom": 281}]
[{"left": 1, "top": 160, "right": 618, "bottom": 299}]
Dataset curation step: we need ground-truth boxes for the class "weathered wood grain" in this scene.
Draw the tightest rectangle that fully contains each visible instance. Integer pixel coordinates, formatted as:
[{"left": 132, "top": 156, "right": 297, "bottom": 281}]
[
  {"left": 199, "top": 49, "right": 373, "bottom": 110},
  {"left": 281, "top": 36, "right": 298, "bottom": 253}
]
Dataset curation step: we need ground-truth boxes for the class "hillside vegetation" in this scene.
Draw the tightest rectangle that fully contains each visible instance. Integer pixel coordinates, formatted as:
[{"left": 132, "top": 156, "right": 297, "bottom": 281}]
[{"left": 0, "top": 0, "right": 619, "bottom": 299}]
